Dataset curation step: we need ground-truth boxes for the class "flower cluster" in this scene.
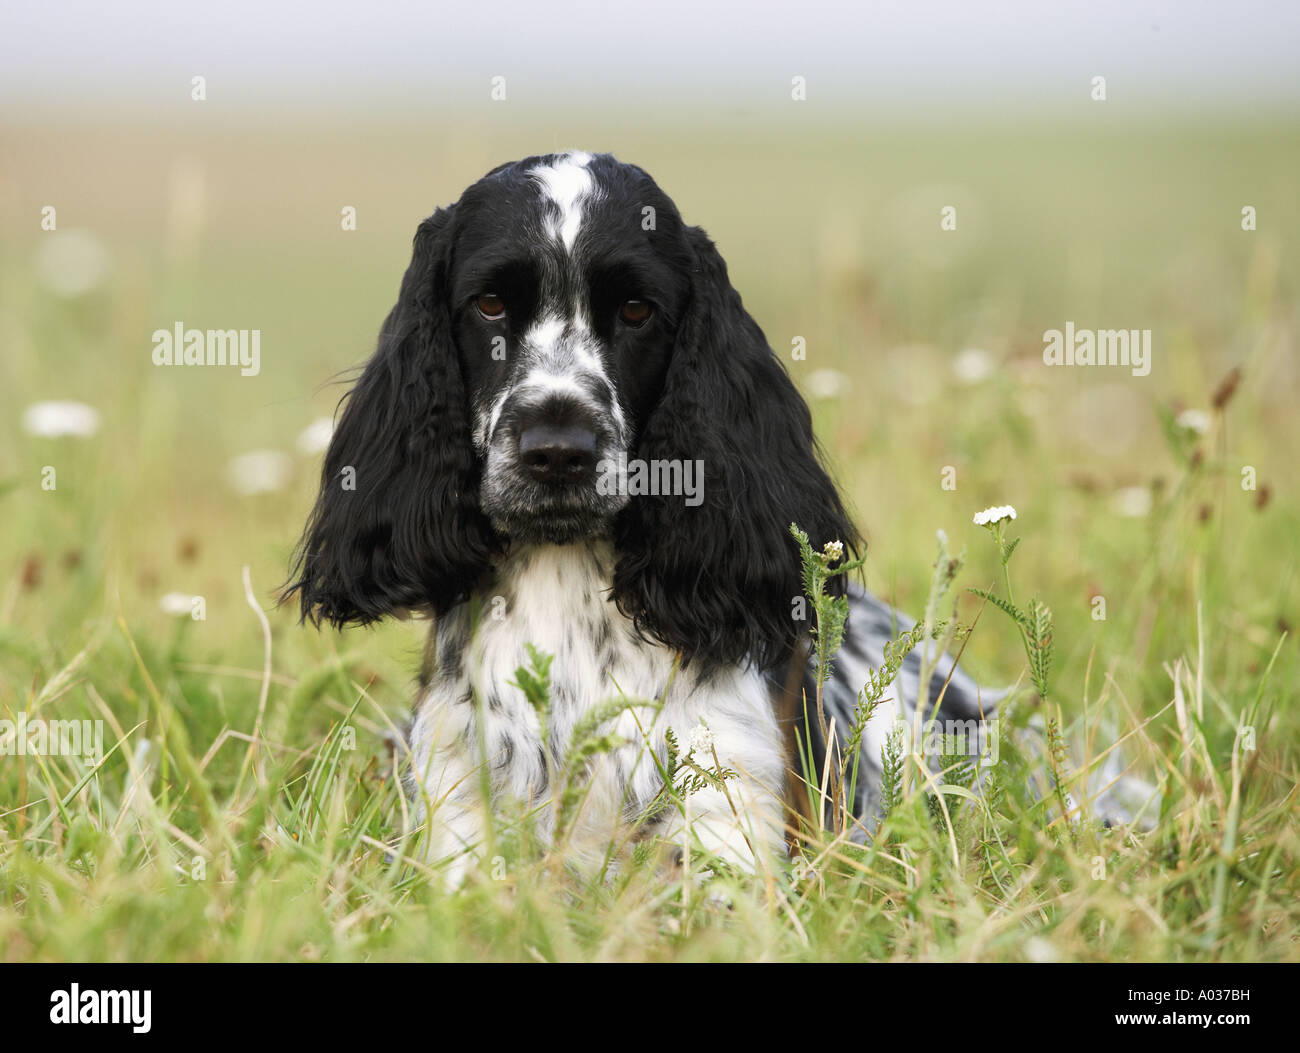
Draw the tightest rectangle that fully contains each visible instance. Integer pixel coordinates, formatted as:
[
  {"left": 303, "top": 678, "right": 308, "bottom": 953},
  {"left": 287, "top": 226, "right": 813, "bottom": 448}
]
[
  {"left": 973, "top": 504, "right": 1017, "bottom": 527},
  {"left": 1175, "top": 408, "right": 1211, "bottom": 435},
  {"left": 685, "top": 723, "right": 714, "bottom": 758}
]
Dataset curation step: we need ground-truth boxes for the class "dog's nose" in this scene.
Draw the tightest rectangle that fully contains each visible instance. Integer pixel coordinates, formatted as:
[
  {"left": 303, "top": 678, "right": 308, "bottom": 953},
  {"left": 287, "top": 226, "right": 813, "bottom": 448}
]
[{"left": 518, "top": 424, "right": 598, "bottom": 485}]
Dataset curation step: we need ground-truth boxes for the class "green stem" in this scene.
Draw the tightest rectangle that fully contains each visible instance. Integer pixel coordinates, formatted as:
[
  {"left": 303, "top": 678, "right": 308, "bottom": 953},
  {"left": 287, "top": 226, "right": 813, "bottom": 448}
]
[{"left": 998, "top": 524, "right": 1037, "bottom": 697}]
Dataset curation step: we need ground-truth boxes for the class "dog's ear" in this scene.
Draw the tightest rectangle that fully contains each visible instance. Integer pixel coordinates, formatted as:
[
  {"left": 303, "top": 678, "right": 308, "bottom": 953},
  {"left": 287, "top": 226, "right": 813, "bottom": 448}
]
[
  {"left": 285, "top": 207, "right": 498, "bottom": 628},
  {"left": 612, "top": 225, "right": 859, "bottom": 668}
]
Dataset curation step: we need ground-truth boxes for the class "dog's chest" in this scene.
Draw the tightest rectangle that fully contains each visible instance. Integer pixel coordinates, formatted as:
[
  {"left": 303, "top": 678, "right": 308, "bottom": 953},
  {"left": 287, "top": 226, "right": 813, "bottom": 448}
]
[
  {"left": 419, "top": 543, "right": 691, "bottom": 811},
  {"left": 471, "top": 542, "right": 675, "bottom": 743}
]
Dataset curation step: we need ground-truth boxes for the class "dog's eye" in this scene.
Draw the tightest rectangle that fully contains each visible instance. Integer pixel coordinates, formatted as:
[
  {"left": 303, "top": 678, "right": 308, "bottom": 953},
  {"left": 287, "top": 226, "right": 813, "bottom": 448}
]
[
  {"left": 618, "top": 300, "right": 652, "bottom": 327},
  {"left": 476, "top": 294, "right": 506, "bottom": 320}
]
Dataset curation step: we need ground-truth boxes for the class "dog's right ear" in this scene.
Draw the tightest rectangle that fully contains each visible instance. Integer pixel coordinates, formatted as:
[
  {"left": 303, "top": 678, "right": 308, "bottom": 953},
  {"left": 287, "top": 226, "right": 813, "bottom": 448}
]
[{"left": 285, "top": 206, "right": 498, "bottom": 628}]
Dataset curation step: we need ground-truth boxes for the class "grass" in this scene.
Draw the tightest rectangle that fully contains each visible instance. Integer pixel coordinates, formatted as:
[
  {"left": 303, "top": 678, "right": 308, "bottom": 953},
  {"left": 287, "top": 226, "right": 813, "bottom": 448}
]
[{"left": 1, "top": 111, "right": 1297, "bottom": 962}]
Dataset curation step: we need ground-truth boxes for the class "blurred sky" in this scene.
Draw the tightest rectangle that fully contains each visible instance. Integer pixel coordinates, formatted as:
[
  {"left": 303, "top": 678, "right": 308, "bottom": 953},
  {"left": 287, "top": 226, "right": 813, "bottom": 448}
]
[{"left": 3, "top": 0, "right": 1298, "bottom": 117}]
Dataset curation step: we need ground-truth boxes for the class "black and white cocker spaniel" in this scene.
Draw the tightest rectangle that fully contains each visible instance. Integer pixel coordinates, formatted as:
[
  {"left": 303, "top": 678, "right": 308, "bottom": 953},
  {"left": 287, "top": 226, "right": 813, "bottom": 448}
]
[{"left": 287, "top": 151, "right": 993, "bottom": 880}]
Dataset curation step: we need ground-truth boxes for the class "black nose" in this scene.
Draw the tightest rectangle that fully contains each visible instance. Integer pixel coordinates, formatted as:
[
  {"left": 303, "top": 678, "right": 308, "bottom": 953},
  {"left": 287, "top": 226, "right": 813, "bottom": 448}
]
[{"left": 518, "top": 424, "right": 598, "bottom": 485}]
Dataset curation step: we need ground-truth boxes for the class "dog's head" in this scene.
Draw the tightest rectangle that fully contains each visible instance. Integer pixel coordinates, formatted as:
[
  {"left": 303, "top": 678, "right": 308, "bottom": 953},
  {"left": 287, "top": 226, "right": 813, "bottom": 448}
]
[{"left": 287, "top": 151, "right": 857, "bottom": 666}]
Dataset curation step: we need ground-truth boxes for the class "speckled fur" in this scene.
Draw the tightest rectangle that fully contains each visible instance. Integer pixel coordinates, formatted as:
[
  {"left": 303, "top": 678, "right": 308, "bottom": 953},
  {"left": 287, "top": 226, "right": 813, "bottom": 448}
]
[{"left": 407, "top": 540, "right": 786, "bottom": 882}]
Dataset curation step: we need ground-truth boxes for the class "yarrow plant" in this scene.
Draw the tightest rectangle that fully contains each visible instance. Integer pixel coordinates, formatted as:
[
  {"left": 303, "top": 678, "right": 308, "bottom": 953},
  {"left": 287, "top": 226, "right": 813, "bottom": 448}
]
[
  {"left": 968, "top": 505, "right": 1049, "bottom": 697},
  {"left": 788, "top": 525, "right": 865, "bottom": 704},
  {"left": 790, "top": 523, "right": 970, "bottom": 840},
  {"left": 685, "top": 722, "right": 714, "bottom": 758},
  {"left": 788, "top": 525, "right": 868, "bottom": 832},
  {"left": 968, "top": 505, "right": 1073, "bottom": 828},
  {"left": 972, "top": 505, "right": 1017, "bottom": 527}
]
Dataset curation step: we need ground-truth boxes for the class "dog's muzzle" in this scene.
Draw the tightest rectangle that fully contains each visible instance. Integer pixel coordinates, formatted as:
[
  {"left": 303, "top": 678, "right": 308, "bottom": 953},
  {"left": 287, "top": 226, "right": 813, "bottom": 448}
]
[{"left": 480, "top": 389, "right": 627, "bottom": 542}]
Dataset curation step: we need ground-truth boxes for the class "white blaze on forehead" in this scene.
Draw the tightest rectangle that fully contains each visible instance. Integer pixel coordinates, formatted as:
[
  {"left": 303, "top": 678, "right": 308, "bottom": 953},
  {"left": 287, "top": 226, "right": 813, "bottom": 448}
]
[
  {"left": 531, "top": 151, "right": 595, "bottom": 251},
  {"left": 520, "top": 313, "right": 604, "bottom": 379},
  {"left": 525, "top": 314, "right": 568, "bottom": 354}
]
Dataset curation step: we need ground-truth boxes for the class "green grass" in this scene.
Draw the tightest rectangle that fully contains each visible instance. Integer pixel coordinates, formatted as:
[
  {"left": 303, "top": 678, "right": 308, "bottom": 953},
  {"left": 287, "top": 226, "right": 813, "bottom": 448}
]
[{"left": 1, "top": 112, "right": 1297, "bottom": 961}]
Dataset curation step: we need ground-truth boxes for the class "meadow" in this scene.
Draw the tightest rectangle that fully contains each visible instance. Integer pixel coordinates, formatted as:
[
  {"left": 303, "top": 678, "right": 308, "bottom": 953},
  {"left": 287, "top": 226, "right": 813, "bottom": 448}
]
[{"left": 1, "top": 108, "right": 1297, "bottom": 961}]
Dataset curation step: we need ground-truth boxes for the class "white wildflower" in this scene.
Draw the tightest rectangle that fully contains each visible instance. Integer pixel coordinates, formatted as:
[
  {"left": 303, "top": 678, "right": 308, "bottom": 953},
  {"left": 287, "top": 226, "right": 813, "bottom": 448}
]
[
  {"left": 159, "top": 592, "right": 197, "bottom": 617},
  {"left": 806, "top": 368, "right": 850, "bottom": 399},
  {"left": 226, "top": 450, "right": 293, "bottom": 495},
  {"left": 1024, "top": 936, "right": 1061, "bottom": 964},
  {"left": 1176, "top": 408, "right": 1211, "bottom": 435},
  {"left": 1113, "top": 486, "right": 1152, "bottom": 518},
  {"left": 686, "top": 723, "right": 714, "bottom": 758},
  {"left": 295, "top": 417, "right": 334, "bottom": 455},
  {"left": 952, "top": 347, "right": 994, "bottom": 385},
  {"left": 34, "top": 229, "right": 110, "bottom": 298},
  {"left": 23, "top": 400, "right": 100, "bottom": 438},
  {"left": 973, "top": 504, "right": 1017, "bottom": 527},
  {"left": 823, "top": 539, "right": 844, "bottom": 562}
]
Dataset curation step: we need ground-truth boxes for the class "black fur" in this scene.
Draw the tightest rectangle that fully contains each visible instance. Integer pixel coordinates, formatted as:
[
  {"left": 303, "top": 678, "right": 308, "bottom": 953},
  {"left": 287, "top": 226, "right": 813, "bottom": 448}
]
[
  {"left": 286, "top": 207, "right": 499, "bottom": 626},
  {"left": 612, "top": 225, "right": 858, "bottom": 668}
]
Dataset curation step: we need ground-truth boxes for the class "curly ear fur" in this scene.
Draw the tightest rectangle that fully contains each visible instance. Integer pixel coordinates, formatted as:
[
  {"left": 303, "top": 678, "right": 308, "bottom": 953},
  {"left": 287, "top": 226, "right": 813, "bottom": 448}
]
[
  {"left": 285, "top": 207, "right": 498, "bottom": 627},
  {"left": 612, "top": 225, "right": 860, "bottom": 669}
]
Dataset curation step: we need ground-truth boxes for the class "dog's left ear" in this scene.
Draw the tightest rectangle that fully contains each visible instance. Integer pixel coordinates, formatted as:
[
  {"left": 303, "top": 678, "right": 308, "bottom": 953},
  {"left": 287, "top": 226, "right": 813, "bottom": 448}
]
[
  {"left": 285, "top": 206, "right": 498, "bottom": 628},
  {"left": 613, "top": 225, "right": 859, "bottom": 668}
]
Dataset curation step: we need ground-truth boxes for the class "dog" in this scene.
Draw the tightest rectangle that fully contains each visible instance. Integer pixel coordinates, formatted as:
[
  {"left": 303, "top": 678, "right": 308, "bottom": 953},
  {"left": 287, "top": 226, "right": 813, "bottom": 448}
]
[{"left": 286, "top": 151, "right": 996, "bottom": 882}]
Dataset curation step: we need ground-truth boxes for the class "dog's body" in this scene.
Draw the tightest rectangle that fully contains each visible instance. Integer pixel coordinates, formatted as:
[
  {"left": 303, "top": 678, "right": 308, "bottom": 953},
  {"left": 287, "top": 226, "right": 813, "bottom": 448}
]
[
  {"left": 410, "top": 539, "right": 787, "bottom": 879},
  {"left": 408, "top": 541, "right": 993, "bottom": 877},
  {"left": 288, "top": 151, "right": 995, "bottom": 877}
]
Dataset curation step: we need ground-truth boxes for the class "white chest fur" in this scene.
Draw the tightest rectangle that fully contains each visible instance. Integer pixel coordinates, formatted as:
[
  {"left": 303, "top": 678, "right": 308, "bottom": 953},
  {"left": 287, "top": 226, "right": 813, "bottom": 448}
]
[{"left": 407, "top": 541, "right": 787, "bottom": 873}]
